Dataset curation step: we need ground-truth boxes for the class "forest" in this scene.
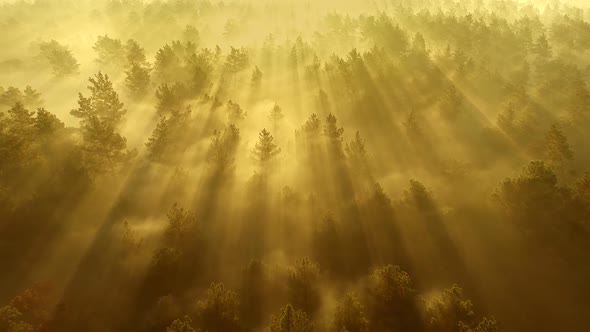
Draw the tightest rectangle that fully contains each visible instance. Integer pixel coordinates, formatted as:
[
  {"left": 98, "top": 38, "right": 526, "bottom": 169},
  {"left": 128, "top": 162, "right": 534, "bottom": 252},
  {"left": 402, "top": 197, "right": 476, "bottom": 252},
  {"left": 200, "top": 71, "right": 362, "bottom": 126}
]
[{"left": 0, "top": 0, "right": 589, "bottom": 331}]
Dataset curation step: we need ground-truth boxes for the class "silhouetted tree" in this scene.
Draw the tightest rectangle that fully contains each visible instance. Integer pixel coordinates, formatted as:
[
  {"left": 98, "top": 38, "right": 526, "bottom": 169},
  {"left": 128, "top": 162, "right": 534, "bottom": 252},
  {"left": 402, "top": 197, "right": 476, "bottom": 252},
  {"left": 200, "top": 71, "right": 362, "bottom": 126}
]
[
  {"left": 146, "top": 108, "right": 191, "bottom": 163},
  {"left": 183, "top": 25, "right": 200, "bottom": 45},
  {"left": 227, "top": 100, "right": 247, "bottom": 123},
  {"left": 268, "top": 103, "right": 284, "bottom": 133},
  {"left": 543, "top": 124, "right": 573, "bottom": 170},
  {"left": 269, "top": 304, "right": 313, "bottom": 332},
  {"left": 71, "top": 72, "right": 126, "bottom": 127},
  {"left": 197, "top": 283, "right": 241, "bottom": 332},
  {"left": 333, "top": 293, "right": 369, "bottom": 332},
  {"left": 166, "top": 316, "right": 197, "bottom": 332},
  {"left": 287, "top": 259, "right": 321, "bottom": 315},
  {"left": 207, "top": 125, "right": 241, "bottom": 171},
  {"left": 251, "top": 66, "right": 263, "bottom": 87},
  {"left": 224, "top": 47, "right": 249, "bottom": 73},
  {"left": 252, "top": 129, "right": 280, "bottom": 165},
  {"left": 37, "top": 40, "right": 79, "bottom": 76},
  {"left": 125, "top": 62, "right": 151, "bottom": 100},
  {"left": 424, "top": 285, "right": 476, "bottom": 332},
  {"left": 93, "top": 35, "right": 125, "bottom": 68},
  {"left": 367, "top": 265, "right": 421, "bottom": 331},
  {"left": 125, "top": 39, "right": 149, "bottom": 67}
]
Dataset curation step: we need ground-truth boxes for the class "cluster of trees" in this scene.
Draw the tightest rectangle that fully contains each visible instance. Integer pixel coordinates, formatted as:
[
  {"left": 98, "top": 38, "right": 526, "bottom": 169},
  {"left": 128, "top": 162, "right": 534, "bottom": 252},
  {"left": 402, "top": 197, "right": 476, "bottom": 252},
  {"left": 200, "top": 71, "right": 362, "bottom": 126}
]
[{"left": 1, "top": 0, "right": 590, "bottom": 332}]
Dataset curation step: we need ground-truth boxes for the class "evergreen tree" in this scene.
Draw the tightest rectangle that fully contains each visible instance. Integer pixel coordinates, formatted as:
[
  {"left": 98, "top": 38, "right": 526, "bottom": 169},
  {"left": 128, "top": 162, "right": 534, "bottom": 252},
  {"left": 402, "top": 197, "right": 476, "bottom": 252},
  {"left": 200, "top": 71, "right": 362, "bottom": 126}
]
[
  {"left": 251, "top": 66, "right": 263, "bottom": 87},
  {"left": 268, "top": 103, "right": 284, "bottom": 133},
  {"left": 224, "top": 47, "right": 249, "bottom": 73},
  {"left": 333, "top": 293, "right": 369, "bottom": 332},
  {"left": 80, "top": 116, "right": 129, "bottom": 173},
  {"left": 227, "top": 100, "right": 247, "bottom": 123},
  {"left": 183, "top": 25, "right": 200, "bottom": 45},
  {"left": 71, "top": 72, "right": 126, "bottom": 127},
  {"left": 93, "top": 35, "right": 125, "bottom": 68},
  {"left": 197, "top": 283, "right": 241, "bottom": 332},
  {"left": 532, "top": 33, "right": 552, "bottom": 59},
  {"left": 252, "top": 129, "right": 281, "bottom": 164},
  {"left": 207, "top": 125, "right": 241, "bottom": 171},
  {"left": 125, "top": 62, "right": 151, "bottom": 100},
  {"left": 543, "top": 123, "right": 573, "bottom": 169},
  {"left": 269, "top": 304, "right": 313, "bottom": 332},
  {"left": 125, "top": 39, "right": 148, "bottom": 67},
  {"left": 22, "top": 86, "right": 42, "bottom": 109},
  {"left": 38, "top": 40, "right": 79, "bottom": 77},
  {"left": 166, "top": 316, "right": 197, "bottom": 332},
  {"left": 287, "top": 258, "right": 321, "bottom": 315}
]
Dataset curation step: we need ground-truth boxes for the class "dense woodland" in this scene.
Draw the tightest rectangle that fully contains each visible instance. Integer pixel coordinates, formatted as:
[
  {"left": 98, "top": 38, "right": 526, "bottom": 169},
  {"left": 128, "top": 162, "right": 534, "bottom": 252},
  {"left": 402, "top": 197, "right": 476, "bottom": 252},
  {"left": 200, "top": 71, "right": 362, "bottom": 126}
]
[{"left": 1, "top": 0, "right": 590, "bottom": 331}]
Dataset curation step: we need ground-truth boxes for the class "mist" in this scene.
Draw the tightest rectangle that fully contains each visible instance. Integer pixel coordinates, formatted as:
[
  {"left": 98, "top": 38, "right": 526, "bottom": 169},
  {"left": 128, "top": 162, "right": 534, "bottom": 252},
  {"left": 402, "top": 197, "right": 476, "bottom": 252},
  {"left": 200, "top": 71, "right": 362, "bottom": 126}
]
[{"left": 1, "top": 0, "right": 590, "bottom": 331}]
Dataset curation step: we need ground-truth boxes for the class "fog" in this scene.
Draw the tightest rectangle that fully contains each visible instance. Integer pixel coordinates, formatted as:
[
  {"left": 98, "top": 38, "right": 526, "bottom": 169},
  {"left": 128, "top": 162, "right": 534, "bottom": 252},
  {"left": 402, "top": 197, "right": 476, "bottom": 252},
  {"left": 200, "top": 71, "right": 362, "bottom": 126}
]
[{"left": 1, "top": 1, "right": 589, "bottom": 331}]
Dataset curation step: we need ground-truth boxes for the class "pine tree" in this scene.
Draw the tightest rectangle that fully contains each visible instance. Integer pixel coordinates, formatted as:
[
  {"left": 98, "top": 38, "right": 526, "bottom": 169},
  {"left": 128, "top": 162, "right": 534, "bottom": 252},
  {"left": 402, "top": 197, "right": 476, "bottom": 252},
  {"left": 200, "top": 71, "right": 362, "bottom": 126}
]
[
  {"left": 268, "top": 103, "right": 284, "bottom": 133},
  {"left": 22, "top": 86, "right": 42, "bottom": 109},
  {"left": 154, "top": 44, "right": 183, "bottom": 83},
  {"left": 197, "top": 283, "right": 241, "bottom": 332},
  {"left": 183, "top": 25, "right": 200, "bottom": 45},
  {"left": 227, "top": 100, "right": 247, "bottom": 123},
  {"left": 269, "top": 304, "right": 313, "bottom": 332},
  {"left": 80, "top": 116, "right": 128, "bottom": 173},
  {"left": 38, "top": 40, "right": 79, "bottom": 77},
  {"left": 544, "top": 123, "right": 573, "bottom": 169},
  {"left": 93, "top": 35, "right": 125, "bottom": 68},
  {"left": 207, "top": 125, "right": 241, "bottom": 171},
  {"left": 166, "top": 316, "right": 197, "bottom": 332},
  {"left": 333, "top": 293, "right": 369, "bottom": 332},
  {"left": 224, "top": 47, "right": 249, "bottom": 73},
  {"left": 252, "top": 129, "right": 281, "bottom": 164},
  {"left": 532, "top": 33, "right": 552, "bottom": 59},
  {"left": 125, "top": 62, "right": 151, "bottom": 100},
  {"left": 251, "top": 66, "right": 263, "bottom": 87},
  {"left": 346, "top": 131, "right": 368, "bottom": 172},
  {"left": 125, "top": 39, "right": 148, "bottom": 67},
  {"left": 71, "top": 72, "right": 126, "bottom": 127}
]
